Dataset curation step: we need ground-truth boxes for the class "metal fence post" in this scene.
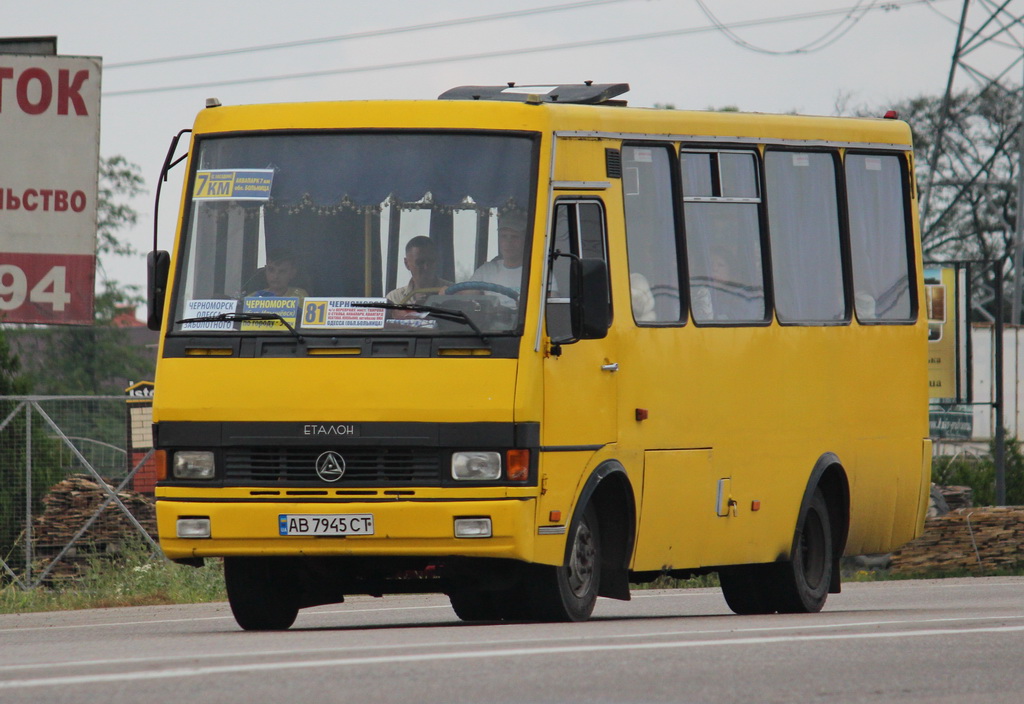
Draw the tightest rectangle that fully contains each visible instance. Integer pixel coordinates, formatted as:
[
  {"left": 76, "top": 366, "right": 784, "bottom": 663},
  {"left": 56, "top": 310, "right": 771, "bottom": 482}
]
[
  {"left": 25, "top": 403, "right": 32, "bottom": 585},
  {"left": 994, "top": 264, "right": 1006, "bottom": 505}
]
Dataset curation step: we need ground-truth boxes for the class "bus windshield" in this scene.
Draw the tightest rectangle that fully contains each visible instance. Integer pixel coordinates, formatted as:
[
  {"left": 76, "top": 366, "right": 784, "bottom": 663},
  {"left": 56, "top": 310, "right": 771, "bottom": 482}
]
[{"left": 171, "top": 131, "right": 536, "bottom": 337}]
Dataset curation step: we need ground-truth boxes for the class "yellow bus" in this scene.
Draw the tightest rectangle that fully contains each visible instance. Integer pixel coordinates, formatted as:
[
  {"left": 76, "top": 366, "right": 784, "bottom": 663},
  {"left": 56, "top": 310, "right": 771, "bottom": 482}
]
[{"left": 148, "top": 83, "right": 930, "bottom": 630}]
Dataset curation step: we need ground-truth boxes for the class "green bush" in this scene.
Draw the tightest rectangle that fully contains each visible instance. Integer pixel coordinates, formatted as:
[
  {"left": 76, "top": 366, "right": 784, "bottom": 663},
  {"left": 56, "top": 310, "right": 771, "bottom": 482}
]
[
  {"left": 0, "top": 405, "right": 68, "bottom": 571},
  {"left": 933, "top": 434, "right": 1024, "bottom": 506}
]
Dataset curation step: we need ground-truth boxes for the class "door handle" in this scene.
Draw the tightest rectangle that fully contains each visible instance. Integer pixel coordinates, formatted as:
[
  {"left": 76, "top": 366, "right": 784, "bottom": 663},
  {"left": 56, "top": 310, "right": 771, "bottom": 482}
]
[{"left": 601, "top": 362, "right": 619, "bottom": 372}]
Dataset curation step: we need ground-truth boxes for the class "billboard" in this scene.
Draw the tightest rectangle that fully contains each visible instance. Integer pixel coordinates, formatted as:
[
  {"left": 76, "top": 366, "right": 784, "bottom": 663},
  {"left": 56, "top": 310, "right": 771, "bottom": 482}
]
[
  {"left": 926, "top": 265, "right": 969, "bottom": 402},
  {"left": 0, "top": 52, "right": 101, "bottom": 325}
]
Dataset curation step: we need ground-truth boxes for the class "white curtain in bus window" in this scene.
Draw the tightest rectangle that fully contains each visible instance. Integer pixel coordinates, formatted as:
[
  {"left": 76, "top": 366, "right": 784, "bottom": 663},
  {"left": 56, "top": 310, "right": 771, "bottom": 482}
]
[
  {"left": 765, "top": 150, "right": 845, "bottom": 323},
  {"left": 681, "top": 151, "right": 765, "bottom": 324},
  {"left": 623, "top": 145, "right": 680, "bottom": 323},
  {"left": 845, "top": 154, "right": 912, "bottom": 322}
]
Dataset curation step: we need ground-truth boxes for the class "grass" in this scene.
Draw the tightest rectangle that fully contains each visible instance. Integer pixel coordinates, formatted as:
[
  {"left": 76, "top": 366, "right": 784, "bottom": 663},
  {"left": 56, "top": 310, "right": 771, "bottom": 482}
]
[
  {"left": 0, "top": 541, "right": 225, "bottom": 614},
  {"left": 3, "top": 544, "right": 1024, "bottom": 615},
  {"left": 632, "top": 573, "right": 720, "bottom": 590}
]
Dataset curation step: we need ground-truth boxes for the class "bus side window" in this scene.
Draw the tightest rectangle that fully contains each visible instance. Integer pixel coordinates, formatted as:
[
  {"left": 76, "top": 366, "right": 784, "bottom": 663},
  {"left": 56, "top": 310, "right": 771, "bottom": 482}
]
[
  {"left": 546, "top": 200, "right": 610, "bottom": 341},
  {"left": 682, "top": 150, "right": 766, "bottom": 324},
  {"left": 622, "top": 144, "right": 681, "bottom": 324},
  {"left": 765, "top": 150, "right": 846, "bottom": 324},
  {"left": 845, "top": 153, "right": 914, "bottom": 322}
]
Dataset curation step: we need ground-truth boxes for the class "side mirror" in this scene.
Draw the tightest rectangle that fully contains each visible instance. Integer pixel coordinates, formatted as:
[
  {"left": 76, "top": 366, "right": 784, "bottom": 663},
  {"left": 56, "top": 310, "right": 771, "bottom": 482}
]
[
  {"left": 147, "top": 250, "right": 170, "bottom": 331},
  {"left": 570, "top": 258, "right": 610, "bottom": 341}
]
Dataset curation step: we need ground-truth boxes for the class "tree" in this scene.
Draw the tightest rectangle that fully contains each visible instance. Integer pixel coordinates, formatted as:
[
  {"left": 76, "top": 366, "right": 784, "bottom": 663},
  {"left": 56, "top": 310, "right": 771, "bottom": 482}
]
[
  {"left": 901, "top": 87, "right": 1021, "bottom": 266},
  {"left": 0, "top": 329, "right": 30, "bottom": 397},
  {"left": 0, "top": 325, "right": 64, "bottom": 575}
]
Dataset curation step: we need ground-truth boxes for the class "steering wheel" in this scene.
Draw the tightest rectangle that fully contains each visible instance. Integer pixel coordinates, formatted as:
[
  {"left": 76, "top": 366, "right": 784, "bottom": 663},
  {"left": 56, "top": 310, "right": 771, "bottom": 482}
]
[
  {"left": 396, "top": 286, "right": 447, "bottom": 304},
  {"left": 444, "top": 281, "right": 520, "bottom": 302}
]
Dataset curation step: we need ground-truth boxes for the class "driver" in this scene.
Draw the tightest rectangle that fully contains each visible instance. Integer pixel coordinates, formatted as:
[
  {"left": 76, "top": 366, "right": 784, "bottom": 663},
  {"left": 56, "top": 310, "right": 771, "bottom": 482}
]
[
  {"left": 466, "top": 210, "right": 527, "bottom": 294},
  {"left": 387, "top": 236, "right": 451, "bottom": 305},
  {"left": 252, "top": 250, "right": 308, "bottom": 299}
]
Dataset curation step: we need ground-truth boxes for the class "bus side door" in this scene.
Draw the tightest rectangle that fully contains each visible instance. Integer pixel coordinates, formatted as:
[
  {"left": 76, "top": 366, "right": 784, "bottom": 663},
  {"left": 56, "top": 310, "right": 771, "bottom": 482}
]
[{"left": 542, "top": 199, "right": 617, "bottom": 447}]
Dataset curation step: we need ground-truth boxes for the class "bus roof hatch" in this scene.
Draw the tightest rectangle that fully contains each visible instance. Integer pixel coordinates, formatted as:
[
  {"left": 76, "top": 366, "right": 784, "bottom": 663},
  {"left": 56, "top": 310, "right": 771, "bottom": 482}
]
[{"left": 438, "top": 82, "right": 629, "bottom": 105}]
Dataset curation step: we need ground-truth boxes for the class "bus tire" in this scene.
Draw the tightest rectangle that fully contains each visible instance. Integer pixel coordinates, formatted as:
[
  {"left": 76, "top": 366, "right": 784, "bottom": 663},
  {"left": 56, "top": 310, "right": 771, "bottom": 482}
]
[
  {"left": 448, "top": 586, "right": 519, "bottom": 622},
  {"left": 718, "top": 564, "right": 779, "bottom": 615},
  {"left": 448, "top": 588, "right": 494, "bottom": 621},
  {"left": 775, "top": 489, "right": 833, "bottom": 613},
  {"left": 530, "top": 503, "right": 601, "bottom": 622},
  {"left": 224, "top": 557, "right": 299, "bottom": 631}
]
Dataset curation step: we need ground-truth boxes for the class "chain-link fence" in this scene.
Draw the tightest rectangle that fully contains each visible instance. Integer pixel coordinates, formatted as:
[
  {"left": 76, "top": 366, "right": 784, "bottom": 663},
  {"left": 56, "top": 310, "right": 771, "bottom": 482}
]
[{"left": 0, "top": 396, "right": 158, "bottom": 589}]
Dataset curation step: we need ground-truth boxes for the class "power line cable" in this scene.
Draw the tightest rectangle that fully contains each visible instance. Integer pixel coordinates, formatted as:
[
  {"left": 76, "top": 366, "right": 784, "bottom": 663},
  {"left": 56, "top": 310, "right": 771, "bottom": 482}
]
[
  {"left": 103, "top": 0, "right": 939, "bottom": 98},
  {"left": 105, "top": 0, "right": 632, "bottom": 69},
  {"left": 923, "top": 0, "right": 966, "bottom": 28},
  {"left": 694, "top": 0, "right": 878, "bottom": 55}
]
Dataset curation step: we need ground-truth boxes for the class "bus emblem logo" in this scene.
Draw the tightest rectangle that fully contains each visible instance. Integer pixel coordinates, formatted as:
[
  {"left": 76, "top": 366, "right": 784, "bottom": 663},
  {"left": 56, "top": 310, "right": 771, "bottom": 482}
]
[{"left": 315, "top": 451, "right": 346, "bottom": 482}]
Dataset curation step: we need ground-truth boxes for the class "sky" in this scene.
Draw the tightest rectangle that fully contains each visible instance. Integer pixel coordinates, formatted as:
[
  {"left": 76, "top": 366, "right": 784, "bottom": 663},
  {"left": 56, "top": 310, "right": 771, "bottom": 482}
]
[{"left": 3, "top": 0, "right": 1018, "bottom": 309}]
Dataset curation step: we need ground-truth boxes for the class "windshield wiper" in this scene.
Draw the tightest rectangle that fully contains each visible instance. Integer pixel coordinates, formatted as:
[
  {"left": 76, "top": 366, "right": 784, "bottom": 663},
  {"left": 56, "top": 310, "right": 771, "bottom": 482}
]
[
  {"left": 174, "top": 312, "right": 304, "bottom": 341},
  {"left": 353, "top": 302, "right": 489, "bottom": 342}
]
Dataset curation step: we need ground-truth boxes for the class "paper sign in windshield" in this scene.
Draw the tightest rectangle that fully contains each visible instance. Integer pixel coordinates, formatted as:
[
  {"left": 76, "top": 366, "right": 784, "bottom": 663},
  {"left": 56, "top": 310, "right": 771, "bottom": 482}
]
[
  {"left": 301, "top": 298, "right": 387, "bottom": 329},
  {"left": 180, "top": 299, "right": 238, "bottom": 330},
  {"left": 241, "top": 296, "right": 300, "bottom": 331},
  {"left": 193, "top": 169, "right": 274, "bottom": 200}
]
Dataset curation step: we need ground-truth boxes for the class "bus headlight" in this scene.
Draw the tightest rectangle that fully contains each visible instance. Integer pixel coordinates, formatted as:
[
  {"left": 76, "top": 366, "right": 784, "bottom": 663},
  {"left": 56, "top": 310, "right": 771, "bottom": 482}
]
[
  {"left": 451, "top": 451, "right": 501, "bottom": 481},
  {"left": 176, "top": 517, "right": 211, "bottom": 538},
  {"left": 173, "top": 451, "right": 216, "bottom": 479},
  {"left": 454, "top": 517, "right": 492, "bottom": 538}
]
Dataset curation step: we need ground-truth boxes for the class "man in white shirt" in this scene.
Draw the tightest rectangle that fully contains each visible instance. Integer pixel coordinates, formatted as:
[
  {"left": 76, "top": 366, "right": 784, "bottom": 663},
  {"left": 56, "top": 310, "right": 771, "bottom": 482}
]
[{"left": 468, "top": 210, "right": 527, "bottom": 294}]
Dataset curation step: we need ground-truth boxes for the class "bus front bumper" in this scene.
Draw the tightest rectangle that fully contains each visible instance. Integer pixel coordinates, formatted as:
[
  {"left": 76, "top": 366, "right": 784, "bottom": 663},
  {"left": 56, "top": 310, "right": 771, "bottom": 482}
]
[{"left": 155, "top": 496, "right": 539, "bottom": 562}]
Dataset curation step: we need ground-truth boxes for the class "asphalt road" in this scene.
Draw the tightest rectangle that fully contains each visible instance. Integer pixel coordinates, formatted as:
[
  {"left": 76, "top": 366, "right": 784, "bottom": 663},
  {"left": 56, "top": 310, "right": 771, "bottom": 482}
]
[{"left": 1, "top": 577, "right": 1022, "bottom": 704}]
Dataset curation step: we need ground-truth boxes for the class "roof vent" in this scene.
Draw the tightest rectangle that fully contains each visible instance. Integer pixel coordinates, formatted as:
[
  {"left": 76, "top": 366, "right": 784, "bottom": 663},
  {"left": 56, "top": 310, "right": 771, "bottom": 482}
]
[
  {"left": 439, "top": 83, "right": 629, "bottom": 106},
  {"left": 605, "top": 148, "right": 622, "bottom": 179}
]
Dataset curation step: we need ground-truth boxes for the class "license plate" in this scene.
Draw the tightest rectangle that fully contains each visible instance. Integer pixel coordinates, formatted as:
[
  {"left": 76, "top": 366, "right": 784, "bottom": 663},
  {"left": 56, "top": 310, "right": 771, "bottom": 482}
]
[{"left": 278, "top": 514, "right": 374, "bottom": 536}]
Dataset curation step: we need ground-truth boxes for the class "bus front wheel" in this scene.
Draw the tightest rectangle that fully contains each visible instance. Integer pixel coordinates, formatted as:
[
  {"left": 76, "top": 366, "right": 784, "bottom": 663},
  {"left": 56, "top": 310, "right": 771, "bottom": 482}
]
[
  {"left": 529, "top": 503, "right": 601, "bottom": 622},
  {"left": 224, "top": 557, "right": 300, "bottom": 631}
]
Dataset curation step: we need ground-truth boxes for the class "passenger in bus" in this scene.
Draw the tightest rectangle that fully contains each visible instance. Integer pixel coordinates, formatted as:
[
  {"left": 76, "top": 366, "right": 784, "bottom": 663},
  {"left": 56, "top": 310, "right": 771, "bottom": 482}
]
[
  {"left": 386, "top": 236, "right": 452, "bottom": 305},
  {"left": 855, "top": 292, "right": 877, "bottom": 321},
  {"left": 693, "top": 244, "right": 762, "bottom": 322},
  {"left": 252, "top": 250, "right": 308, "bottom": 299},
  {"left": 630, "top": 273, "right": 657, "bottom": 322},
  {"left": 466, "top": 209, "right": 527, "bottom": 293}
]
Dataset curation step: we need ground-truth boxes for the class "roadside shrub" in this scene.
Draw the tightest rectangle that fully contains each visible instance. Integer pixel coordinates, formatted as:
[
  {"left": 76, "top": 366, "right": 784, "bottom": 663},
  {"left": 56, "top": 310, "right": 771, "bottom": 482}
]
[{"left": 933, "top": 434, "right": 1024, "bottom": 506}]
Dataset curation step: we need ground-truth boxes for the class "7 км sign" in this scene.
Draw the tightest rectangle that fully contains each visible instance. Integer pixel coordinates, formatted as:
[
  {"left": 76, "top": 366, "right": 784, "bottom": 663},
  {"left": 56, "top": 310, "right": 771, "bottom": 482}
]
[{"left": 0, "top": 53, "right": 101, "bottom": 325}]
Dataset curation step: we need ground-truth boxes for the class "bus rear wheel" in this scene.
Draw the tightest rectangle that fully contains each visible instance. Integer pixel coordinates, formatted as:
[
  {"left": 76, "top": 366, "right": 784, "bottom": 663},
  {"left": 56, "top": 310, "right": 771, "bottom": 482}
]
[
  {"left": 718, "top": 564, "right": 779, "bottom": 615},
  {"left": 224, "top": 557, "right": 300, "bottom": 631},
  {"left": 774, "top": 490, "right": 833, "bottom": 613},
  {"left": 719, "top": 489, "right": 833, "bottom": 615},
  {"left": 529, "top": 503, "right": 601, "bottom": 622}
]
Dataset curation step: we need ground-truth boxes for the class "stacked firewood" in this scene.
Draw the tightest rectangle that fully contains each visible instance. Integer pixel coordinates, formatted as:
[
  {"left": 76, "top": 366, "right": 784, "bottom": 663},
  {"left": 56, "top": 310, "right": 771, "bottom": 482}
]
[
  {"left": 29, "top": 473, "right": 157, "bottom": 581},
  {"left": 937, "top": 485, "right": 973, "bottom": 512},
  {"left": 889, "top": 506, "right": 1024, "bottom": 574}
]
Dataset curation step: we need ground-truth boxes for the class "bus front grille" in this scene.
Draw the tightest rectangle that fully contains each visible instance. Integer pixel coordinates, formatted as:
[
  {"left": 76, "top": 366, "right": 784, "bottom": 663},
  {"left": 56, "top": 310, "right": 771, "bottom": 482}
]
[{"left": 223, "top": 447, "right": 443, "bottom": 485}]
